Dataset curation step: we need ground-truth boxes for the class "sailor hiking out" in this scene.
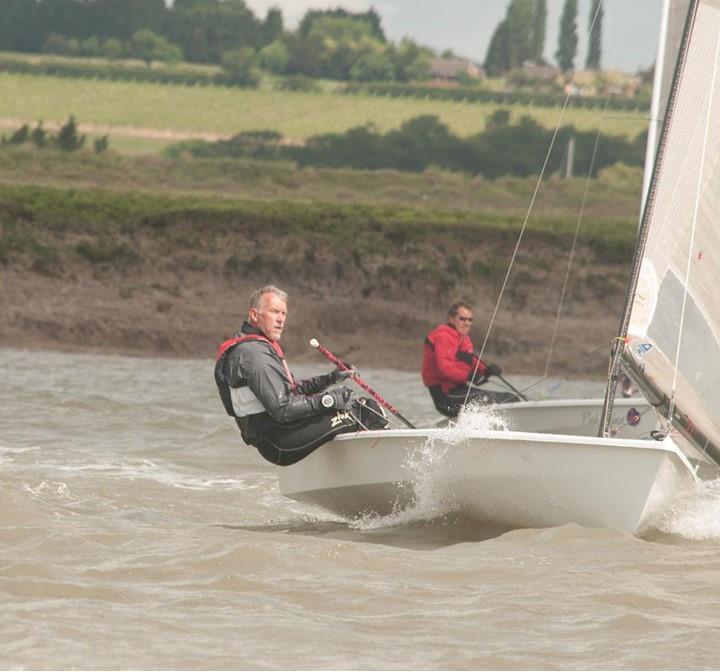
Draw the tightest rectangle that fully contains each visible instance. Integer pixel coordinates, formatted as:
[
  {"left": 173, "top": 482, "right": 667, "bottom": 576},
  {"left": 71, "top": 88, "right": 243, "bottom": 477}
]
[{"left": 214, "top": 285, "right": 387, "bottom": 466}]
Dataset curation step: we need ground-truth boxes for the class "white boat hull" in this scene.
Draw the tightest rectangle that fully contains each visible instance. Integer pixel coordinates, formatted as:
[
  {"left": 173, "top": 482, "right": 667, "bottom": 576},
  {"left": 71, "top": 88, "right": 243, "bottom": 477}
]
[
  {"left": 490, "top": 397, "right": 657, "bottom": 438},
  {"left": 278, "top": 430, "right": 696, "bottom": 533}
]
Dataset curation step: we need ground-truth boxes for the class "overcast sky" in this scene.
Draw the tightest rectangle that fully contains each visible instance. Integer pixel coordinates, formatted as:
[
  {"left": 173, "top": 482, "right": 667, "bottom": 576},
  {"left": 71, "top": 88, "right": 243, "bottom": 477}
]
[{"left": 244, "top": 0, "right": 663, "bottom": 73}]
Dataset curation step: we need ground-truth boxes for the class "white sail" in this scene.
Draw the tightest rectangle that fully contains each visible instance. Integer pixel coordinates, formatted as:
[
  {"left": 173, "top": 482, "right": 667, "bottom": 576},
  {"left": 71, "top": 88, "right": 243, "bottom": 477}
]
[
  {"left": 623, "top": 0, "right": 720, "bottom": 463},
  {"left": 642, "top": 0, "right": 693, "bottom": 210}
]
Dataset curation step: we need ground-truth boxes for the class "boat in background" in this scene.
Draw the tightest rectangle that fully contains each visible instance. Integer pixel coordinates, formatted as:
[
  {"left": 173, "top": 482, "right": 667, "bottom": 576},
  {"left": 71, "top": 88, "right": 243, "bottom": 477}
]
[
  {"left": 431, "top": 379, "right": 658, "bottom": 439},
  {"left": 280, "top": 0, "right": 720, "bottom": 533},
  {"left": 490, "top": 396, "right": 656, "bottom": 438}
]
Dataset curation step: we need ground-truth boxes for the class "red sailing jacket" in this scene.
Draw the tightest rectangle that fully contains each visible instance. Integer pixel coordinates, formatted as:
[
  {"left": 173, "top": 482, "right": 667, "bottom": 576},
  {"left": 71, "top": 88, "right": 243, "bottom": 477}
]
[{"left": 421, "top": 323, "right": 487, "bottom": 393}]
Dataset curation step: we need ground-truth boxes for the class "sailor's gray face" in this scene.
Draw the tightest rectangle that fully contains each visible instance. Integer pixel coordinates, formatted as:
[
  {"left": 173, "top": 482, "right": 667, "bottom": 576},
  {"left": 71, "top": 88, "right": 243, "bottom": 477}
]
[{"left": 250, "top": 293, "right": 287, "bottom": 341}]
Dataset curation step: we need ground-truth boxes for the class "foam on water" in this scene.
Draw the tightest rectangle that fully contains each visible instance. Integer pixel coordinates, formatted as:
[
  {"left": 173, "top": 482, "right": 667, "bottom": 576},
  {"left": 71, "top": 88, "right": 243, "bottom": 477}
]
[
  {"left": 350, "top": 404, "right": 510, "bottom": 530},
  {"left": 22, "top": 480, "right": 70, "bottom": 499},
  {"left": 655, "top": 477, "right": 720, "bottom": 540},
  {"left": 53, "top": 457, "right": 263, "bottom": 492},
  {"left": 0, "top": 443, "right": 43, "bottom": 466}
]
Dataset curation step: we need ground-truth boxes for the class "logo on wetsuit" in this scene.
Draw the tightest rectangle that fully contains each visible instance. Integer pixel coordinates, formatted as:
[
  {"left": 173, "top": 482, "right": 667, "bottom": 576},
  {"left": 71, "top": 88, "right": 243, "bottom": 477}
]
[{"left": 330, "top": 410, "right": 352, "bottom": 428}]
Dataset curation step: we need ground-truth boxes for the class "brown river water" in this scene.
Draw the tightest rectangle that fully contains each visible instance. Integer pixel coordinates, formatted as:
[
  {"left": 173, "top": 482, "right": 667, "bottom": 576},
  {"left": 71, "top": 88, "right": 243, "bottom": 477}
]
[{"left": 2, "top": 348, "right": 720, "bottom": 670}]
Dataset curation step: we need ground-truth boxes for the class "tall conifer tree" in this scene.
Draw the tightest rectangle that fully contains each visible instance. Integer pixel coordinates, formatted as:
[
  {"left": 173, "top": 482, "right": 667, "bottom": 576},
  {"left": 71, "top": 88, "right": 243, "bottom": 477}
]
[
  {"left": 507, "top": 0, "right": 536, "bottom": 68},
  {"left": 555, "top": 0, "right": 578, "bottom": 72},
  {"left": 532, "top": 0, "right": 547, "bottom": 63},
  {"left": 585, "top": 0, "right": 603, "bottom": 69},
  {"left": 484, "top": 18, "right": 510, "bottom": 76},
  {"left": 486, "top": 0, "right": 544, "bottom": 74}
]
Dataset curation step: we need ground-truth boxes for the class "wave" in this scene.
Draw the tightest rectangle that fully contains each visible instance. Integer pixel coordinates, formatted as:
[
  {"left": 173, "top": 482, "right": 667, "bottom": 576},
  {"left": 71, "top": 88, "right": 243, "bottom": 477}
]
[{"left": 349, "top": 406, "right": 511, "bottom": 532}]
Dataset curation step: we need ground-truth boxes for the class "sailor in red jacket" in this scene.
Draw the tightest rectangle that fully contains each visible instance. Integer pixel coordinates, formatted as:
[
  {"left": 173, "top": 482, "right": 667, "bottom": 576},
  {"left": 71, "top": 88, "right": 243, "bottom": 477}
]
[{"left": 422, "top": 300, "right": 516, "bottom": 417}]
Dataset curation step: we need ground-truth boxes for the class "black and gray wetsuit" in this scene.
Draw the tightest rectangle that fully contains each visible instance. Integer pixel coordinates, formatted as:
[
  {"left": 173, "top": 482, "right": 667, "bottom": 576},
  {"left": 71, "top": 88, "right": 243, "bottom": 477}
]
[{"left": 215, "top": 322, "right": 369, "bottom": 466}]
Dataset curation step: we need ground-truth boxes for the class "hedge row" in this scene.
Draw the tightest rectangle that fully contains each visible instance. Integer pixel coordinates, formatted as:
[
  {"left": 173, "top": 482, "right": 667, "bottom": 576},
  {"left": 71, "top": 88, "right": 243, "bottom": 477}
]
[
  {"left": 343, "top": 83, "right": 651, "bottom": 112},
  {"left": 1, "top": 57, "right": 651, "bottom": 112},
  {"left": 0, "top": 58, "right": 234, "bottom": 87}
]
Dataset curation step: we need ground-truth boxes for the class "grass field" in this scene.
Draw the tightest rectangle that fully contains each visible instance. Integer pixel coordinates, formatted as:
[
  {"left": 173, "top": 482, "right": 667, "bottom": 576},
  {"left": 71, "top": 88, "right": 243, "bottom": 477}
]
[{"left": 0, "top": 72, "right": 650, "bottom": 154}]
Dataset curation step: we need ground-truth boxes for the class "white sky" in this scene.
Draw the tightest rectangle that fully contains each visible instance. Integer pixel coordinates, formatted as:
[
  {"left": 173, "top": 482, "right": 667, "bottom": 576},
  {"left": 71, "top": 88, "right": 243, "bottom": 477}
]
[{"left": 245, "top": 0, "right": 663, "bottom": 73}]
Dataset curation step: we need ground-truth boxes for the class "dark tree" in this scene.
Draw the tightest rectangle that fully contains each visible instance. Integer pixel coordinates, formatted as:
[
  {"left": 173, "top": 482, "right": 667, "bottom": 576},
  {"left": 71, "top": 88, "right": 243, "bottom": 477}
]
[
  {"left": 55, "top": 116, "right": 85, "bottom": 151},
  {"left": 484, "top": 19, "right": 510, "bottom": 76},
  {"left": 298, "top": 8, "right": 385, "bottom": 42},
  {"left": 507, "top": 0, "right": 536, "bottom": 69},
  {"left": 485, "top": 0, "right": 547, "bottom": 75},
  {"left": 94, "top": 135, "right": 110, "bottom": 153},
  {"left": 169, "top": 0, "right": 262, "bottom": 64},
  {"left": 556, "top": 0, "right": 578, "bottom": 72},
  {"left": 532, "top": 0, "right": 547, "bottom": 63},
  {"left": 586, "top": 0, "right": 603, "bottom": 70},
  {"left": 31, "top": 122, "right": 48, "bottom": 148},
  {"left": 262, "top": 6, "right": 283, "bottom": 45},
  {"left": 0, "top": 0, "right": 40, "bottom": 51}
]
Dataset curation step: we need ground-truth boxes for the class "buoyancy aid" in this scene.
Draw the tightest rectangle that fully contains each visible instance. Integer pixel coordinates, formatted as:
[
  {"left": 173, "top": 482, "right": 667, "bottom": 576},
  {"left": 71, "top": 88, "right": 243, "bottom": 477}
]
[
  {"left": 214, "top": 331, "right": 294, "bottom": 419},
  {"left": 421, "top": 323, "right": 485, "bottom": 393}
]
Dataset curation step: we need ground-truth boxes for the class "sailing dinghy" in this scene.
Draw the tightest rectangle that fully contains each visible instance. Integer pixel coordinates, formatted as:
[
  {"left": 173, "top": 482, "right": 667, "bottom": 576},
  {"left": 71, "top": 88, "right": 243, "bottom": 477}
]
[{"left": 280, "top": 0, "right": 720, "bottom": 533}]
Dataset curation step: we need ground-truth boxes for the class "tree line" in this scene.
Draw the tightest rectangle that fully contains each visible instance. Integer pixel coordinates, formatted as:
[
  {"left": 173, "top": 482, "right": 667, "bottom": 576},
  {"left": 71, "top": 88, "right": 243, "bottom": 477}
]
[
  {"left": 1, "top": 116, "right": 109, "bottom": 152},
  {"left": 1, "top": 0, "right": 609, "bottom": 87},
  {"left": 166, "top": 111, "right": 646, "bottom": 179},
  {"left": 0, "top": 0, "right": 433, "bottom": 83}
]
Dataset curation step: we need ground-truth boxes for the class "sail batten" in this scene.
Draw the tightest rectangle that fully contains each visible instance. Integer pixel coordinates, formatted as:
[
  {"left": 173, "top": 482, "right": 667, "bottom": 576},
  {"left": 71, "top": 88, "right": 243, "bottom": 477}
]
[{"left": 622, "top": 0, "right": 720, "bottom": 464}]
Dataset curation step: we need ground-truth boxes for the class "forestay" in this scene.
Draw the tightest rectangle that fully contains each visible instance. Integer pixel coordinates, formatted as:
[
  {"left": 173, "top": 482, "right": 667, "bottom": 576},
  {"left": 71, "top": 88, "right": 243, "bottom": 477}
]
[{"left": 622, "top": 0, "right": 720, "bottom": 464}]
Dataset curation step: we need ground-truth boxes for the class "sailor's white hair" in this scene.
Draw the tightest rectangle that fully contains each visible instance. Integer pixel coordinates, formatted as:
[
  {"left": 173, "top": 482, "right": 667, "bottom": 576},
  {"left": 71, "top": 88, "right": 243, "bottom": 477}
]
[{"left": 249, "top": 285, "right": 288, "bottom": 311}]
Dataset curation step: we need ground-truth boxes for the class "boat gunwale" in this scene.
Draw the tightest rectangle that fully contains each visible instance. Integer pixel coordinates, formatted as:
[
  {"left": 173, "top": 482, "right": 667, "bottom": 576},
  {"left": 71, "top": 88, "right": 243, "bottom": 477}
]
[
  {"left": 332, "top": 428, "right": 696, "bottom": 470},
  {"left": 490, "top": 397, "right": 649, "bottom": 410}
]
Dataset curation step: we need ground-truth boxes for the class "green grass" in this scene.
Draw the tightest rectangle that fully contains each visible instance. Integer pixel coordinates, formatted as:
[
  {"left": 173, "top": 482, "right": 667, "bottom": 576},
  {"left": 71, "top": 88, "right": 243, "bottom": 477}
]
[
  {"left": 0, "top": 174, "right": 640, "bottom": 252},
  {"left": 0, "top": 72, "right": 649, "bottom": 150},
  {"left": 0, "top": 145, "right": 644, "bottom": 223}
]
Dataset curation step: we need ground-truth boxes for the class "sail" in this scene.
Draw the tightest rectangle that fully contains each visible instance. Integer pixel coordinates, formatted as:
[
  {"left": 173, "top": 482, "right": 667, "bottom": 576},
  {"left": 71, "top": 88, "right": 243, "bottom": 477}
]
[
  {"left": 642, "top": 0, "right": 693, "bottom": 209},
  {"left": 623, "top": 0, "right": 720, "bottom": 463},
  {"left": 656, "top": 0, "right": 694, "bottom": 133}
]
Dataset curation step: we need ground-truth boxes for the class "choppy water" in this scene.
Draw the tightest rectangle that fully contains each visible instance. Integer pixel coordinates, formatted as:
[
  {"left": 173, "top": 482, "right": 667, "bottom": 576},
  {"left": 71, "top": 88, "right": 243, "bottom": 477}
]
[{"left": 3, "top": 348, "right": 720, "bottom": 670}]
